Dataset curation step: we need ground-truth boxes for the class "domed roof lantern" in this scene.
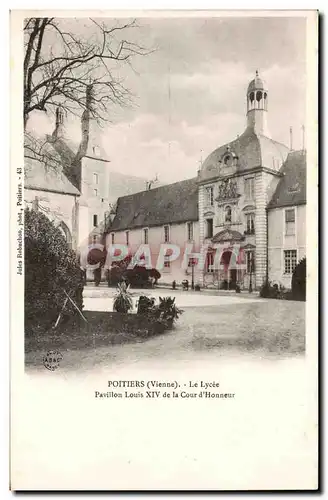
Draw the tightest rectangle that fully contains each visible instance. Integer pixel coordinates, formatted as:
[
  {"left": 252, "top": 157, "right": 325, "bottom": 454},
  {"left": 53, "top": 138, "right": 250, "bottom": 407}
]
[
  {"left": 246, "top": 70, "right": 269, "bottom": 136},
  {"left": 247, "top": 70, "right": 268, "bottom": 93}
]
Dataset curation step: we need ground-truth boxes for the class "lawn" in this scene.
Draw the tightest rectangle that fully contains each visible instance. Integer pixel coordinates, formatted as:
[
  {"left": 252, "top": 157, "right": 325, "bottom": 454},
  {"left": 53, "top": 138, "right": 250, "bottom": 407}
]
[
  {"left": 25, "top": 297, "right": 305, "bottom": 370},
  {"left": 179, "top": 299, "right": 305, "bottom": 355}
]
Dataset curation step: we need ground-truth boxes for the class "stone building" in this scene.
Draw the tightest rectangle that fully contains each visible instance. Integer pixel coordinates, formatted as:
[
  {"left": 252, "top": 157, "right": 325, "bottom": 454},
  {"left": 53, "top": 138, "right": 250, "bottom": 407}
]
[
  {"left": 105, "top": 72, "right": 306, "bottom": 290},
  {"left": 24, "top": 86, "right": 146, "bottom": 255}
]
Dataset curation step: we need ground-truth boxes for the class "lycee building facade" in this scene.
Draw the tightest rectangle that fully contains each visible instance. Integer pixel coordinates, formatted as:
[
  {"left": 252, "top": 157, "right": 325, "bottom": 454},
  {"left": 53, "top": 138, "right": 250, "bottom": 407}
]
[{"left": 105, "top": 72, "right": 306, "bottom": 290}]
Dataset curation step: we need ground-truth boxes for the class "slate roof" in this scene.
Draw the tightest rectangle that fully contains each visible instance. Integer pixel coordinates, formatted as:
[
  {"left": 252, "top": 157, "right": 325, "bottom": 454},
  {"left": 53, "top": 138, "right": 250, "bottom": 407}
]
[
  {"left": 108, "top": 177, "right": 199, "bottom": 232},
  {"left": 25, "top": 132, "right": 147, "bottom": 200},
  {"left": 268, "top": 150, "right": 307, "bottom": 209},
  {"left": 107, "top": 171, "right": 150, "bottom": 204},
  {"left": 24, "top": 134, "right": 80, "bottom": 195},
  {"left": 199, "top": 127, "right": 289, "bottom": 182}
]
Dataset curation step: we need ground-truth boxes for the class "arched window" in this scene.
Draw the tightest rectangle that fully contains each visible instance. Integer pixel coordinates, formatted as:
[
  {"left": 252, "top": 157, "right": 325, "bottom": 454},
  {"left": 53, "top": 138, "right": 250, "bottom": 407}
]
[
  {"left": 58, "top": 221, "right": 72, "bottom": 247},
  {"left": 249, "top": 92, "right": 254, "bottom": 102},
  {"left": 256, "top": 91, "right": 262, "bottom": 101},
  {"left": 225, "top": 206, "right": 232, "bottom": 223},
  {"left": 264, "top": 92, "right": 268, "bottom": 110}
]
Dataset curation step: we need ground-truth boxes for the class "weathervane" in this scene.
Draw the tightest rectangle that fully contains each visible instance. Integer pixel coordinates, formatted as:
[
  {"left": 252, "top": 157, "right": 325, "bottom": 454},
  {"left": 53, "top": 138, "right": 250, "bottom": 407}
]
[{"left": 197, "top": 149, "right": 203, "bottom": 174}]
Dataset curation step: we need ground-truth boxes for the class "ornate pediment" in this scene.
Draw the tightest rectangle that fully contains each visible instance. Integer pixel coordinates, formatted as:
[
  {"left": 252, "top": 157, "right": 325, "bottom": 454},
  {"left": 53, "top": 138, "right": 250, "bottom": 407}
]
[
  {"left": 242, "top": 204, "right": 256, "bottom": 212},
  {"left": 242, "top": 243, "right": 256, "bottom": 250},
  {"left": 215, "top": 178, "right": 240, "bottom": 203},
  {"left": 212, "top": 229, "right": 245, "bottom": 243},
  {"left": 204, "top": 210, "right": 215, "bottom": 217}
]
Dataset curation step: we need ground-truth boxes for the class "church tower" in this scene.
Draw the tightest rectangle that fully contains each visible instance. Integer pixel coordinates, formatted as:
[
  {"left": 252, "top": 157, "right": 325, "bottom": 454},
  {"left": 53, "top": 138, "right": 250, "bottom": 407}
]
[{"left": 246, "top": 70, "right": 270, "bottom": 137}]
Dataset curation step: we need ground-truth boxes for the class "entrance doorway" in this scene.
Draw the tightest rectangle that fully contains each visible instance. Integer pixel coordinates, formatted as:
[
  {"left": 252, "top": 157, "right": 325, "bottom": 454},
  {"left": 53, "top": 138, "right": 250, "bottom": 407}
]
[
  {"left": 219, "top": 250, "right": 239, "bottom": 290},
  {"left": 230, "top": 269, "right": 237, "bottom": 289}
]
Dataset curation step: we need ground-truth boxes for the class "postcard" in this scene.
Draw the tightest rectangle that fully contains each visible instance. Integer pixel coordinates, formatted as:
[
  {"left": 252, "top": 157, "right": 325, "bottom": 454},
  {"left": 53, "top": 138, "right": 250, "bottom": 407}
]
[{"left": 10, "top": 10, "right": 318, "bottom": 491}]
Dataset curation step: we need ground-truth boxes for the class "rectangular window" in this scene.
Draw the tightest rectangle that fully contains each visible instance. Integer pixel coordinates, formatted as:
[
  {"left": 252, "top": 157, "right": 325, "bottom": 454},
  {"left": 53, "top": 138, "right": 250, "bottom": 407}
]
[
  {"left": 246, "top": 213, "right": 255, "bottom": 234},
  {"left": 94, "top": 188, "right": 98, "bottom": 197},
  {"left": 205, "top": 186, "right": 214, "bottom": 206},
  {"left": 206, "top": 218, "right": 213, "bottom": 238},
  {"left": 285, "top": 209, "right": 296, "bottom": 235},
  {"left": 187, "top": 222, "right": 193, "bottom": 241},
  {"left": 143, "top": 228, "right": 149, "bottom": 244},
  {"left": 205, "top": 252, "right": 215, "bottom": 273},
  {"left": 93, "top": 214, "right": 98, "bottom": 227},
  {"left": 245, "top": 177, "right": 255, "bottom": 200},
  {"left": 246, "top": 251, "right": 255, "bottom": 274},
  {"left": 111, "top": 233, "right": 115, "bottom": 245},
  {"left": 126, "top": 231, "right": 129, "bottom": 245},
  {"left": 164, "top": 255, "right": 171, "bottom": 269},
  {"left": 93, "top": 173, "right": 99, "bottom": 184},
  {"left": 284, "top": 250, "right": 297, "bottom": 274},
  {"left": 164, "top": 225, "right": 170, "bottom": 243}
]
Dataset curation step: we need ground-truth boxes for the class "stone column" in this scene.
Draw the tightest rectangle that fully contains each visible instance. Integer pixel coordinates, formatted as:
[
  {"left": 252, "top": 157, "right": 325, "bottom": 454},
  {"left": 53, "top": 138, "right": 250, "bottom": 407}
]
[
  {"left": 255, "top": 173, "right": 267, "bottom": 288},
  {"left": 196, "top": 184, "right": 205, "bottom": 285}
]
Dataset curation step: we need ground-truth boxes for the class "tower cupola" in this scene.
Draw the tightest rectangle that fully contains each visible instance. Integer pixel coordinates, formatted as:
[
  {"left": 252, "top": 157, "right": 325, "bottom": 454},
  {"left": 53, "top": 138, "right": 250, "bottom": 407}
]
[{"left": 246, "top": 70, "right": 270, "bottom": 136}]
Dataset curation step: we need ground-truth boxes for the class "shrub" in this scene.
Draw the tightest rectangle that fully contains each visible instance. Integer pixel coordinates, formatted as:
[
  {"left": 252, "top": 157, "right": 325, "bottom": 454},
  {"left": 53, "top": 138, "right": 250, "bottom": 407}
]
[
  {"left": 260, "top": 281, "right": 278, "bottom": 298},
  {"left": 93, "top": 267, "right": 102, "bottom": 286},
  {"left": 113, "top": 282, "right": 133, "bottom": 313},
  {"left": 260, "top": 280, "right": 290, "bottom": 300},
  {"left": 24, "top": 208, "right": 84, "bottom": 332},
  {"left": 125, "top": 266, "right": 149, "bottom": 287},
  {"left": 136, "top": 295, "right": 183, "bottom": 329},
  {"left": 107, "top": 265, "right": 124, "bottom": 286},
  {"left": 149, "top": 268, "right": 161, "bottom": 284},
  {"left": 137, "top": 295, "right": 156, "bottom": 315},
  {"left": 292, "top": 257, "right": 306, "bottom": 301},
  {"left": 151, "top": 296, "right": 183, "bottom": 328},
  {"left": 220, "top": 280, "right": 228, "bottom": 290}
]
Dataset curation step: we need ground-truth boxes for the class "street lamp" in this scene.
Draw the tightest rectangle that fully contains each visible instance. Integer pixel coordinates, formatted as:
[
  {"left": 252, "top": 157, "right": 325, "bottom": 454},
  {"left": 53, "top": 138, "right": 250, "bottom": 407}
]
[
  {"left": 249, "top": 254, "right": 254, "bottom": 293},
  {"left": 191, "top": 258, "right": 195, "bottom": 290}
]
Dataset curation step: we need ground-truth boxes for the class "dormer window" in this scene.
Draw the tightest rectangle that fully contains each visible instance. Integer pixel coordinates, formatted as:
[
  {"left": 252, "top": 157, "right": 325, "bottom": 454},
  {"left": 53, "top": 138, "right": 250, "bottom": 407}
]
[
  {"left": 222, "top": 148, "right": 236, "bottom": 167},
  {"left": 224, "top": 155, "right": 231, "bottom": 166}
]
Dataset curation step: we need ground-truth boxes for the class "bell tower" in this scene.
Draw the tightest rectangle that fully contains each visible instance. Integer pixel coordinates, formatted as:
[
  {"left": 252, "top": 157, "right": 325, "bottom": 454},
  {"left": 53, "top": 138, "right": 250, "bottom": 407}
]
[{"left": 246, "top": 70, "right": 270, "bottom": 137}]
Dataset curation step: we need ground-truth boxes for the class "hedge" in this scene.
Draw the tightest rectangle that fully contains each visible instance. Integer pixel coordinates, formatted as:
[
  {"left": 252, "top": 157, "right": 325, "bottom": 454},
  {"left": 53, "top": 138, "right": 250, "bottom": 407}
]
[{"left": 25, "top": 208, "right": 84, "bottom": 332}]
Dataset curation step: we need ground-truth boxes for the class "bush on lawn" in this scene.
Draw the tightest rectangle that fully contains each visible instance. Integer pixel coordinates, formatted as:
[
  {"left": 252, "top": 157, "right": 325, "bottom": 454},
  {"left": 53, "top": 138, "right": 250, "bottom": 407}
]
[
  {"left": 291, "top": 257, "right": 306, "bottom": 301},
  {"left": 259, "top": 280, "right": 292, "bottom": 300},
  {"left": 137, "top": 295, "right": 156, "bottom": 315},
  {"left": 137, "top": 295, "right": 183, "bottom": 329},
  {"left": 113, "top": 281, "right": 133, "bottom": 313},
  {"left": 25, "top": 208, "right": 84, "bottom": 332},
  {"left": 107, "top": 263, "right": 161, "bottom": 288}
]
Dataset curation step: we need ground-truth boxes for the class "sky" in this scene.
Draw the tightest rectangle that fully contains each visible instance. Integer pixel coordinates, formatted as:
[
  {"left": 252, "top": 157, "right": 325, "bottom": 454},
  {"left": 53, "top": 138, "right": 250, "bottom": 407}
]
[{"left": 27, "top": 15, "right": 307, "bottom": 184}]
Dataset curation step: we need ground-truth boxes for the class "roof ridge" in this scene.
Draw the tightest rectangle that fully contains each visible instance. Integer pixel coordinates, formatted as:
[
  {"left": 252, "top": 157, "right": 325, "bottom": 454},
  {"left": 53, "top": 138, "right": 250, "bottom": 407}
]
[
  {"left": 116, "top": 176, "right": 198, "bottom": 202},
  {"left": 257, "top": 133, "right": 289, "bottom": 150}
]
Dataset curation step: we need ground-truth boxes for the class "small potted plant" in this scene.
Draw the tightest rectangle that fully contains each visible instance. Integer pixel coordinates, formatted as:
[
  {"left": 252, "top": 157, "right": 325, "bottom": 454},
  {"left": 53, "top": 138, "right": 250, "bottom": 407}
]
[{"left": 113, "top": 281, "right": 133, "bottom": 313}]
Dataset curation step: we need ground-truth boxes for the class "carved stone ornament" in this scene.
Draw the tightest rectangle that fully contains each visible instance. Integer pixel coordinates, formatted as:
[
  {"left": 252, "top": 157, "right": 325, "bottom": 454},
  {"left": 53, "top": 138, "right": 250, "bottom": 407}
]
[{"left": 216, "top": 178, "right": 239, "bottom": 201}]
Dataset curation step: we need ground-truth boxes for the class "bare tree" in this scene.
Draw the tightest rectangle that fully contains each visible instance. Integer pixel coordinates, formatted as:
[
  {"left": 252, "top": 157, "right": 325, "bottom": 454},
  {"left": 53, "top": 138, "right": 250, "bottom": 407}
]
[{"left": 24, "top": 17, "right": 152, "bottom": 129}]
